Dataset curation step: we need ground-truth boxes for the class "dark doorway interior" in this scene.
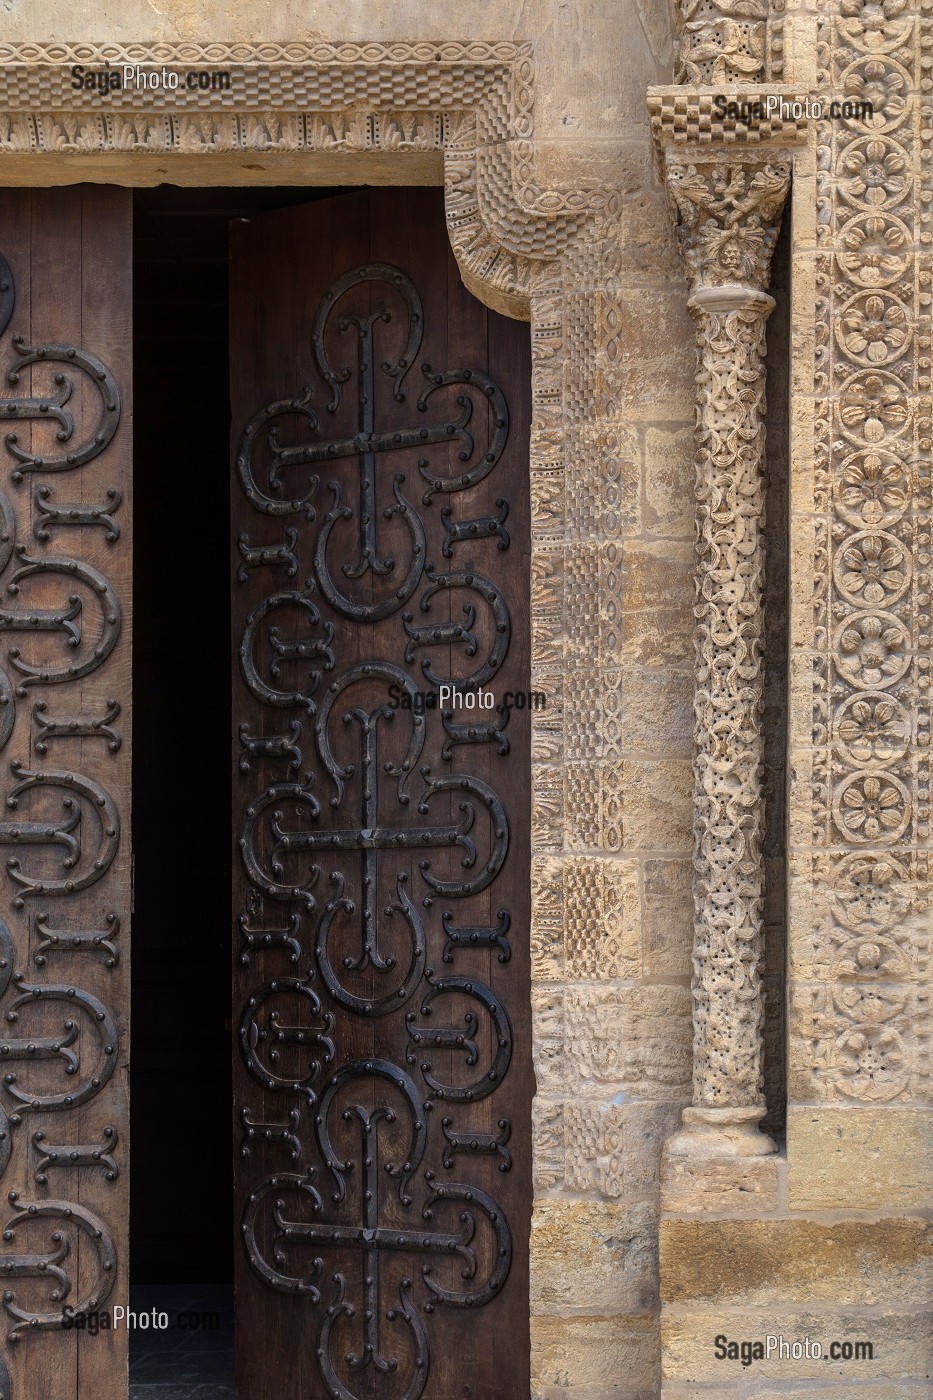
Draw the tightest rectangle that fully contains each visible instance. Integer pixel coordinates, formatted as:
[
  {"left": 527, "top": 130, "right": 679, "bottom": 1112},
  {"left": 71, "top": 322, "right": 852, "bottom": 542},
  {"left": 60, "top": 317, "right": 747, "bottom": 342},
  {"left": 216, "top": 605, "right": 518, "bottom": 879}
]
[{"left": 131, "top": 186, "right": 344, "bottom": 1308}]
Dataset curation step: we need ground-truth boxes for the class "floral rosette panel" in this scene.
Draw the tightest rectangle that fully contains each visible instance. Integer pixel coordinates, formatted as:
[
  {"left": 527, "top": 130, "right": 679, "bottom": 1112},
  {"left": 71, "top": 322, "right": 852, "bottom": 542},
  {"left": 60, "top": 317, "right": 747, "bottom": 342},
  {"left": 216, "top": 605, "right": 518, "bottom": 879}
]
[{"left": 804, "top": 0, "right": 932, "bottom": 1105}]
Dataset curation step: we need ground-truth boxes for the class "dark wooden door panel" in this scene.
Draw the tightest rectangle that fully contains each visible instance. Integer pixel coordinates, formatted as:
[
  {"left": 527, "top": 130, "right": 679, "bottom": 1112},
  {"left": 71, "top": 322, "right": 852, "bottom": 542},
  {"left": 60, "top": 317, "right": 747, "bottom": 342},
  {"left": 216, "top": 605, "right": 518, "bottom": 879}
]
[
  {"left": 0, "top": 188, "right": 131, "bottom": 1400},
  {"left": 231, "top": 189, "right": 532, "bottom": 1400}
]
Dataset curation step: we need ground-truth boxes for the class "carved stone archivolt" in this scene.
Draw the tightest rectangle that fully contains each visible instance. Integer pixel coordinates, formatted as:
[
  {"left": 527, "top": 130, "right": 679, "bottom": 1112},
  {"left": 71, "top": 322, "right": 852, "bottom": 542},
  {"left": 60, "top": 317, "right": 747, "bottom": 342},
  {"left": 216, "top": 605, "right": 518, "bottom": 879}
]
[{"left": 672, "top": 0, "right": 786, "bottom": 86}]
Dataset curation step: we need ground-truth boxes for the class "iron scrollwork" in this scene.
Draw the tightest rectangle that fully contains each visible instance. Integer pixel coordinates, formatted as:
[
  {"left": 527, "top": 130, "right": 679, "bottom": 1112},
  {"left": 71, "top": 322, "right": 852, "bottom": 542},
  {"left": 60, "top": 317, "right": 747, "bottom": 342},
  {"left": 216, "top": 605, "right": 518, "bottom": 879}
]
[
  {"left": 1, "top": 340, "right": 120, "bottom": 480},
  {"left": 235, "top": 261, "right": 518, "bottom": 1398},
  {"left": 32, "top": 699, "right": 122, "bottom": 756},
  {"left": 237, "top": 527, "right": 299, "bottom": 583},
  {"left": 405, "top": 974, "right": 513, "bottom": 1103},
  {"left": 0, "top": 978, "right": 118, "bottom": 1111},
  {"left": 0, "top": 242, "right": 126, "bottom": 1386},
  {"left": 402, "top": 569, "right": 511, "bottom": 691},
  {"left": 441, "top": 498, "right": 510, "bottom": 556},
  {"left": 243, "top": 1062, "right": 511, "bottom": 1399},
  {"left": 238, "top": 977, "right": 334, "bottom": 1099},
  {"left": 0, "top": 549, "right": 121, "bottom": 692},
  {"left": 1, "top": 1198, "right": 117, "bottom": 1342},
  {"left": 239, "top": 1106, "right": 301, "bottom": 1162},
  {"left": 32, "top": 1125, "right": 118, "bottom": 1185},
  {"left": 239, "top": 589, "right": 334, "bottom": 711},
  {"left": 32, "top": 911, "right": 120, "bottom": 969},
  {"left": 238, "top": 719, "right": 303, "bottom": 777},
  {"left": 0, "top": 764, "right": 120, "bottom": 905},
  {"left": 32, "top": 485, "right": 122, "bottom": 544}
]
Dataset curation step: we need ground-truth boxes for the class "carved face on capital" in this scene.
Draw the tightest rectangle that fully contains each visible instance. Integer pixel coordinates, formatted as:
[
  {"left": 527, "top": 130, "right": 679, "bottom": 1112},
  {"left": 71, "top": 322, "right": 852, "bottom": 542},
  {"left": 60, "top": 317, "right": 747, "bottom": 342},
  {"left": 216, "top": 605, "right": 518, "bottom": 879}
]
[
  {"left": 717, "top": 235, "right": 747, "bottom": 275},
  {"left": 694, "top": 222, "right": 770, "bottom": 289}
]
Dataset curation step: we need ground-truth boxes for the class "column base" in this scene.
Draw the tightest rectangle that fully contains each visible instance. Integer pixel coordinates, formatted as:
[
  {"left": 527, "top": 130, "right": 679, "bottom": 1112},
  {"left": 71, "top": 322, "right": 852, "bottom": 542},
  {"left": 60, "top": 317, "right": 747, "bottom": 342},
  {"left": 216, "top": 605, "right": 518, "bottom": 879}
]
[{"left": 664, "top": 1105, "right": 778, "bottom": 1160}]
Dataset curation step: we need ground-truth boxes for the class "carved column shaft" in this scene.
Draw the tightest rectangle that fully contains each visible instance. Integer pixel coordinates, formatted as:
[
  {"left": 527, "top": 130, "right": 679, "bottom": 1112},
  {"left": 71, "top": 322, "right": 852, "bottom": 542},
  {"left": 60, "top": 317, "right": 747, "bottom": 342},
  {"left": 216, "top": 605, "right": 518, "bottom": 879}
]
[
  {"left": 663, "top": 159, "right": 790, "bottom": 1156},
  {"left": 690, "top": 284, "right": 773, "bottom": 1129}
]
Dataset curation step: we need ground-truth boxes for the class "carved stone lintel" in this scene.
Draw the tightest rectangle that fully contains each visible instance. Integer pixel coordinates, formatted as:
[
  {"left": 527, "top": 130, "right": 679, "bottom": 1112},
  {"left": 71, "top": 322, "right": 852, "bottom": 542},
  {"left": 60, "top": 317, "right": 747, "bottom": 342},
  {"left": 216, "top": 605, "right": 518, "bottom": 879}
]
[
  {"left": 662, "top": 156, "right": 790, "bottom": 1158},
  {"left": 0, "top": 43, "right": 620, "bottom": 324}
]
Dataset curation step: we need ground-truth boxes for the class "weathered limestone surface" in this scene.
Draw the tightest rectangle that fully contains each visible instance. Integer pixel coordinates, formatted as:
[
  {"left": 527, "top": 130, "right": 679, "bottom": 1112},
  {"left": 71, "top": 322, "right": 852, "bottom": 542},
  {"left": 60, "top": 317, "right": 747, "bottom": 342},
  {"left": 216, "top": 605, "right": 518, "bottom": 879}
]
[
  {"left": 788, "top": 1104, "right": 933, "bottom": 1210},
  {"left": 662, "top": 1218, "right": 933, "bottom": 1305}
]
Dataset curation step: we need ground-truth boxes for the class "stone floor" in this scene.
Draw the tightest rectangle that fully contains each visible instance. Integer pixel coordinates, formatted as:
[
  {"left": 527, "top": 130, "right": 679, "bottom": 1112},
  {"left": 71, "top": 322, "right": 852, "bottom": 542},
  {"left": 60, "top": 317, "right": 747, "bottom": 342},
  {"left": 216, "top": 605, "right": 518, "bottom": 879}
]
[{"left": 129, "top": 1285, "right": 233, "bottom": 1399}]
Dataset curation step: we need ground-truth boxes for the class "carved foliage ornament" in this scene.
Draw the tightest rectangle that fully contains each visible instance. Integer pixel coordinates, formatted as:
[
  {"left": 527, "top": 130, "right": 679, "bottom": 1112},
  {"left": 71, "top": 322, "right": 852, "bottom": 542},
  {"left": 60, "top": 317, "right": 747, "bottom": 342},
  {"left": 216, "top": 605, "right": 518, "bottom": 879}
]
[
  {"left": 674, "top": 0, "right": 786, "bottom": 86},
  {"left": 658, "top": 150, "right": 789, "bottom": 1138},
  {"left": 690, "top": 292, "right": 773, "bottom": 1111}
]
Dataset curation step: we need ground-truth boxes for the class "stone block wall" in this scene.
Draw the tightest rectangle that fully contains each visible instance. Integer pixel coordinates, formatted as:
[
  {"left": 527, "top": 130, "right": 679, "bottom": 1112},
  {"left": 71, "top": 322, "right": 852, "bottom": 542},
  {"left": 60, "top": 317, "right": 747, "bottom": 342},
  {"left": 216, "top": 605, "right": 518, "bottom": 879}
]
[{"left": 529, "top": 255, "right": 697, "bottom": 1389}]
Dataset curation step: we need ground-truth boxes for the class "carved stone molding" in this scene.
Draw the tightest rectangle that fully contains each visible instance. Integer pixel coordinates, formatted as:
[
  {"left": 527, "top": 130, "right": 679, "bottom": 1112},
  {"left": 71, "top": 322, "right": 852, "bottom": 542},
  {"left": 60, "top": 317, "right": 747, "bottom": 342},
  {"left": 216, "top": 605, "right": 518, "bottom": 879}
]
[
  {"left": 0, "top": 41, "right": 619, "bottom": 320},
  {"left": 657, "top": 151, "right": 790, "bottom": 1157},
  {"left": 648, "top": 87, "right": 810, "bottom": 147}
]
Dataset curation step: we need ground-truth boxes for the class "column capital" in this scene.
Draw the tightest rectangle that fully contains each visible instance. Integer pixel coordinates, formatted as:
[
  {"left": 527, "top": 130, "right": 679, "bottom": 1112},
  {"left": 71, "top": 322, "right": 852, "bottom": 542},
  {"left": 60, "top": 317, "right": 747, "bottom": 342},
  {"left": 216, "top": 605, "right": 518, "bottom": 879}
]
[{"left": 664, "top": 156, "right": 791, "bottom": 295}]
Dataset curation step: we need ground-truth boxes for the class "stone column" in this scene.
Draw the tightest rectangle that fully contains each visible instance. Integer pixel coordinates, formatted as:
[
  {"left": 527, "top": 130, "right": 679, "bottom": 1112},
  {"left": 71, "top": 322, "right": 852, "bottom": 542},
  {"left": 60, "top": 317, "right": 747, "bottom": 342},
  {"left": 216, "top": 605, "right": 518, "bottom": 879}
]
[{"left": 662, "top": 157, "right": 790, "bottom": 1157}]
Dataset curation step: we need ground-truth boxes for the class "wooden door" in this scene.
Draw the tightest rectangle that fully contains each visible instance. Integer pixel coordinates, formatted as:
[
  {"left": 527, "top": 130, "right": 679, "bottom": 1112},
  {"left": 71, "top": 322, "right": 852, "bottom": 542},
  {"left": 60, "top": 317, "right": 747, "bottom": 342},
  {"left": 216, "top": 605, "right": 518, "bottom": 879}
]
[
  {"left": 231, "top": 189, "right": 532, "bottom": 1400},
  {"left": 0, "top": 189, "right": 131, "bottom": 1399}
]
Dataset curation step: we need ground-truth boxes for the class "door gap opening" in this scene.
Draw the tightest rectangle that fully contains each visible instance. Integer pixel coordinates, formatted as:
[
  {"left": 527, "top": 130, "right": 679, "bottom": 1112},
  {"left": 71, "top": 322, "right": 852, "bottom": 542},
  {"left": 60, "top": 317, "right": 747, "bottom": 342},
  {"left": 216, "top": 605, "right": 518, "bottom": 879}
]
[{"left": 130, "top": 184, "right": 344, "bottom": 1394}]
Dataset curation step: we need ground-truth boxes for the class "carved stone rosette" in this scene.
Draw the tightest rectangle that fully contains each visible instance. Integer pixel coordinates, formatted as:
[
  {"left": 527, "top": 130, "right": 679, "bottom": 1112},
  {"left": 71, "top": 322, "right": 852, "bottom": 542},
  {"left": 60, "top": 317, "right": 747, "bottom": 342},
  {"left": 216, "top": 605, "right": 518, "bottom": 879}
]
[{"left": 662, "top": 158, "right": 790, "bottom": 1156}]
